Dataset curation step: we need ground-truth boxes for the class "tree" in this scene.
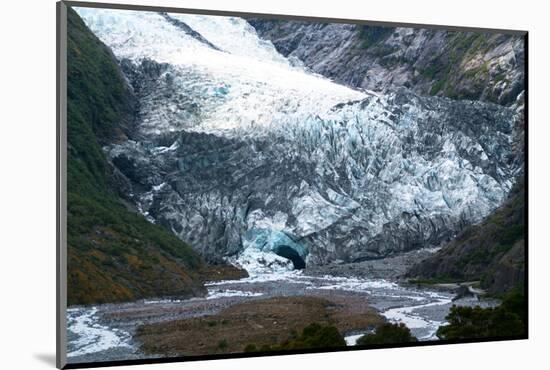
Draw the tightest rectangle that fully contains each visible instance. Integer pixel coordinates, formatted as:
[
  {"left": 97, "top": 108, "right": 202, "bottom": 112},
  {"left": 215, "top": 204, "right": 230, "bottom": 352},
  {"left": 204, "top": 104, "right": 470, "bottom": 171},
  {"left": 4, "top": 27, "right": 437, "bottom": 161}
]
[
  {"left": 356, "top": 323, "right": 417, "bottom": 345},
  {"left": 244, "top": 323, "right": 346, "bottom": 352},
  {"left": 436, "top": 291, "right": 525, "bottom": 340}
]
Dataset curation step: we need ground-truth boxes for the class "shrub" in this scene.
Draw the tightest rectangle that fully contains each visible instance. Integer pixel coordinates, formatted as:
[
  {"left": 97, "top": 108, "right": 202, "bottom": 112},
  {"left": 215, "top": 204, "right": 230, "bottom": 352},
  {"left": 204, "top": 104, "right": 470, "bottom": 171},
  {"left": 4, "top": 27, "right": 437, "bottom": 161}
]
[
  {"left": 356, "top": 323, "right": 417, "bottom": 345},
  {"left": 243, "top": 323, "right": 346, "bottom": 352},
  {"left": 436, "top": 291, "right": 525, "bottom": 340},
  {"left": 282, "top": 323, "right": 346, "bottom": 349},
  {"left": 243, "top": 344, "right": 257, "bottom": 352},
  {"left": 217, "top": 339, "right": 228, "bottom": 350}
]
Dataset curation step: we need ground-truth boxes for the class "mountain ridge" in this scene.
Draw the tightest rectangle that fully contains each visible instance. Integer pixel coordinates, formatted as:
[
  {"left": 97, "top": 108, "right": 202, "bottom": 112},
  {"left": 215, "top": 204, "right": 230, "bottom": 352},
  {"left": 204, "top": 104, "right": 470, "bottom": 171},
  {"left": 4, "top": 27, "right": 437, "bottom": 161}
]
[
  {"left": 247, "top": 19, "right": 525, "bottom": 107},
  {"left": 66, "top": 7, "right": 208, "bottom": 305}
]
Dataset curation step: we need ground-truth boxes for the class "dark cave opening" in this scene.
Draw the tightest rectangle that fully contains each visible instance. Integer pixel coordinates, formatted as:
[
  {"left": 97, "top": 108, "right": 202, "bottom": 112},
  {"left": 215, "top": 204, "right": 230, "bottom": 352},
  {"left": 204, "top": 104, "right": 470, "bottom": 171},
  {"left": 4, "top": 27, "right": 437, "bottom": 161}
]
[{"left": 273, "top": 245, "right": 306, "bottom": 270}]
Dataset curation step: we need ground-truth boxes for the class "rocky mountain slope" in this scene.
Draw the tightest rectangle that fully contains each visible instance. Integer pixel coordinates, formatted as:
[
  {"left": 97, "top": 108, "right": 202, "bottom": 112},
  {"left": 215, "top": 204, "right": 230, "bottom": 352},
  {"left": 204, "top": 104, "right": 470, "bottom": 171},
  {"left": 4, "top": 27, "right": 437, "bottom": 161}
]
[
  {"left": 66, "top": 7, "right": 207, "bottom": 305},
  {"left": 247, "top": 19, "right": 525, "bottom": 106},
  {"left": 407, "top": 180, "right": 525, "bottom": 294},
  {"left": 74, "top": 7, "right": 524, "bottom": 271}
]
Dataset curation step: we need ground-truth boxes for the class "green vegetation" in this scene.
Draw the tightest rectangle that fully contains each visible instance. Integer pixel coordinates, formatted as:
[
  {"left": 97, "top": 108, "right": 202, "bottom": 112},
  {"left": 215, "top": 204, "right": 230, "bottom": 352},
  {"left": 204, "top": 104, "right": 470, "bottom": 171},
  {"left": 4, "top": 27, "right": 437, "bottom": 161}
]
[
  {"left": 217, "top": 339, "right": 228, "bottom": 350},
  {"left": 358, "top": 26, "right": 393, "bottom": 49},
  {"left": 437, "top": 290, "right": 526, "bottom": 340},
  {"left": 66, "top": 7, "right": 205, "bottom": 305},
  {"left": 409, "top": 181, "right": 526, "bottom": 341},
  {"left": 138, "top": 296, "right": 383, "bottom": 356},
  {"left": 429, "top": 78, "right": 446, "bottom": 96},
  {"left": 421, "top": 33, "right": 493, "bottom": 99},
  {"left": 356, "top": 323, "right": 417, "bottom": 345},
  {"left": 408, "top": 180, "right": 525, "bottom": 294},
  {"left": 456, "top": 184, "right": 524, "bottom": 288},
  {"left": 243, "top": 344, "right": 259, "bottom": 352},
  {"left": 244, "top": 323, "right": 346, "bottom": 352}
]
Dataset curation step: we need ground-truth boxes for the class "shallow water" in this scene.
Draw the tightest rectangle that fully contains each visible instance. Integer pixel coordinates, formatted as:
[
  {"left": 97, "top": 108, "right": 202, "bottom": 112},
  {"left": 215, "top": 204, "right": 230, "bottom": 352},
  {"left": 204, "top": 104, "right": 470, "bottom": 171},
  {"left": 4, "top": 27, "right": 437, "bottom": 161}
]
[
  {"left": 66, "top": 269, "right": 497, "bottom": 364},
  {"left": 66, "top": 307, "right": 135, "bottom": 360}
]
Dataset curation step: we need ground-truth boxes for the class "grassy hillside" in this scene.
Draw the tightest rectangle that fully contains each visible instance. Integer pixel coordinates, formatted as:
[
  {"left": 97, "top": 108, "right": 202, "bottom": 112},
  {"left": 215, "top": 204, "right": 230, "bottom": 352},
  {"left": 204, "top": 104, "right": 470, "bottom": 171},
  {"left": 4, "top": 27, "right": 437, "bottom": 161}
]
[
  {"left": 66, "top": 7, "right": 206, "bottom": 305},
  {"left": 407, "top": 180, "right": 525, "bottom": 294}
]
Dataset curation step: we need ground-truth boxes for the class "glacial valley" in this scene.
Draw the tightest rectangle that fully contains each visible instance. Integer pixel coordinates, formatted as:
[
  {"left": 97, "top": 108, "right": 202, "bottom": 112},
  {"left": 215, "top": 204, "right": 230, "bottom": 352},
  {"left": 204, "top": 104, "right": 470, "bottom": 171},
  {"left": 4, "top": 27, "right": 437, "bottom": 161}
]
[{"left": 65, "top": 6, "right": 525, "bottom": 363}]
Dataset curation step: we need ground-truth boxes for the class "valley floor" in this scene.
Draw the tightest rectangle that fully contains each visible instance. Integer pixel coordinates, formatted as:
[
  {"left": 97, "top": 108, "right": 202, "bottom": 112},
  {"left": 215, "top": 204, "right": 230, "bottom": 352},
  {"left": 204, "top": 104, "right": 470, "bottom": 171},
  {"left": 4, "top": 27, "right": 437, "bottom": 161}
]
[{"left": 66, "top": 251, "right": 499, "bottom": 364}]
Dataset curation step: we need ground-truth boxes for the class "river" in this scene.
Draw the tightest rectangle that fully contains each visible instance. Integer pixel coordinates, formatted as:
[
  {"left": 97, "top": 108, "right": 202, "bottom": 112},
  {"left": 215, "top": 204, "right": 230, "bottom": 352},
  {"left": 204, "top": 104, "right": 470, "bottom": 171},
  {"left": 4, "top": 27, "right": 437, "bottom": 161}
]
[{"left": 66, "top": 264, "right": 498, "bottom": 364}]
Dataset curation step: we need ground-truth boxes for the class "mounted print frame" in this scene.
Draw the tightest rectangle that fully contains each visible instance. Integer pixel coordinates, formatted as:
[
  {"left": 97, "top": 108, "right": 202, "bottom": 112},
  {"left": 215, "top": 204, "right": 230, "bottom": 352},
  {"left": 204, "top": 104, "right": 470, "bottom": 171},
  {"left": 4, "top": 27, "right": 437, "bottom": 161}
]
[{"left": 57, "top": 1, "right": 528, "bottom": 368}]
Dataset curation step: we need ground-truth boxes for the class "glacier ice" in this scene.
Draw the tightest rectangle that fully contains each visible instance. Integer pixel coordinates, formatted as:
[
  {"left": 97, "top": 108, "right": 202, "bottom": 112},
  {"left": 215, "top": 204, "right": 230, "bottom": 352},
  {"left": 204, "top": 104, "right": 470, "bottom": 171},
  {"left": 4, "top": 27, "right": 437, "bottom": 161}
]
[{"left": 75, "top": 7, "right": 523, "bottom": 267}]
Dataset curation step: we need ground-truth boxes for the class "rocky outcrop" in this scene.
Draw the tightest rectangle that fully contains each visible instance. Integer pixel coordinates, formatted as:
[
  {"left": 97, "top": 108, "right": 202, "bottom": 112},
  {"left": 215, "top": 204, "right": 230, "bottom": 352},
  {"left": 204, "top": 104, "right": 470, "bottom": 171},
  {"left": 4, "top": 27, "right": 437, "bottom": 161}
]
[
  {"left": 406, "top": 180, "right": 525, "bottom": 294},
  {"left": 247, "top": 19, "right": 525, "bottom": 106}
]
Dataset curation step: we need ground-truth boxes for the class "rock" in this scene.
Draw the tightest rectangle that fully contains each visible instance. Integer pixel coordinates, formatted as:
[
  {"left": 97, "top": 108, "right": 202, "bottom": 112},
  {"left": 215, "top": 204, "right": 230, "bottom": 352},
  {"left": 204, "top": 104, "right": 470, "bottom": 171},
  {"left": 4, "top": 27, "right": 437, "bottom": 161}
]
[
  {"left": 247, "top": 19, "right": 525, "bottom": 106},
  {"left": 452, "top": 285, "right": 477, "bottom": 301}
]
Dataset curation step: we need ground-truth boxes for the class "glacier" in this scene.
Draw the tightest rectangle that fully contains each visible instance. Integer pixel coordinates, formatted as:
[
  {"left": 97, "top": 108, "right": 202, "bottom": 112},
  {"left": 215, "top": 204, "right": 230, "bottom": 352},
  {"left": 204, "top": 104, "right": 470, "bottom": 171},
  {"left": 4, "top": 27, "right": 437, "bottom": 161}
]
[{"left": 75, "top": 7, "right": 523, "bottom": 268}]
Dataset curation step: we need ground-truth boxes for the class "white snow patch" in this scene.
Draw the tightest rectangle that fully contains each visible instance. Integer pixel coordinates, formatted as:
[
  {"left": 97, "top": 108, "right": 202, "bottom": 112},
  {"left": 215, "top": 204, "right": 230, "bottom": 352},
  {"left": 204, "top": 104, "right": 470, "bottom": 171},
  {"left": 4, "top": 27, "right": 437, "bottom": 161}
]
[{"left": 75, "top": 7, "right": 368, "bottom": 137}]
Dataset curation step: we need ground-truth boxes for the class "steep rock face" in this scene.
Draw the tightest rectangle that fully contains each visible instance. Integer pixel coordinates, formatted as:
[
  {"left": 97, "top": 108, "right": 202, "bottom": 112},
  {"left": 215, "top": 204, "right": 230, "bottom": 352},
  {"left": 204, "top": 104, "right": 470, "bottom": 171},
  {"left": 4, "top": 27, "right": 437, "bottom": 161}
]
[
  {"left": 66, "top": 8, "right": 206, "bottom": 305},
  {"left": 247, "top": 19, "right": 525, "bottom": 106},
  {"left": 75, "top": 8, "right": 523, "bottom": 267},
  {"left": 407, "top": 181, "right": 525, "bottom": 294}
]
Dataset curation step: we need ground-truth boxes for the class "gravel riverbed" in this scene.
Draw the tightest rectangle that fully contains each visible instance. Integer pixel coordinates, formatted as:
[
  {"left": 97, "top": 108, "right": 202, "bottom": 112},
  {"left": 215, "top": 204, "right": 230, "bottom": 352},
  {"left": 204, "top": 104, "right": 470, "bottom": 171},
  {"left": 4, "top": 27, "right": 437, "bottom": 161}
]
[{"left": 66, "top": 257, "right": 499, "bottom": 364}]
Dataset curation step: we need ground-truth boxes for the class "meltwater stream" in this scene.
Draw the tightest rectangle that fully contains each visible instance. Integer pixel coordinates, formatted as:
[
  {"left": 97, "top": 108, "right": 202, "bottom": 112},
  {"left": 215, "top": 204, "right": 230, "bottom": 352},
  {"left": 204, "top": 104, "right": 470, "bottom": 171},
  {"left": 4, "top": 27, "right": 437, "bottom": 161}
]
[
  {"left": 207, "top": 271, "right": 456, "bottom": 341},
  {"left": 67, "top": 268, "right": 464, "bottom": 363}
]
